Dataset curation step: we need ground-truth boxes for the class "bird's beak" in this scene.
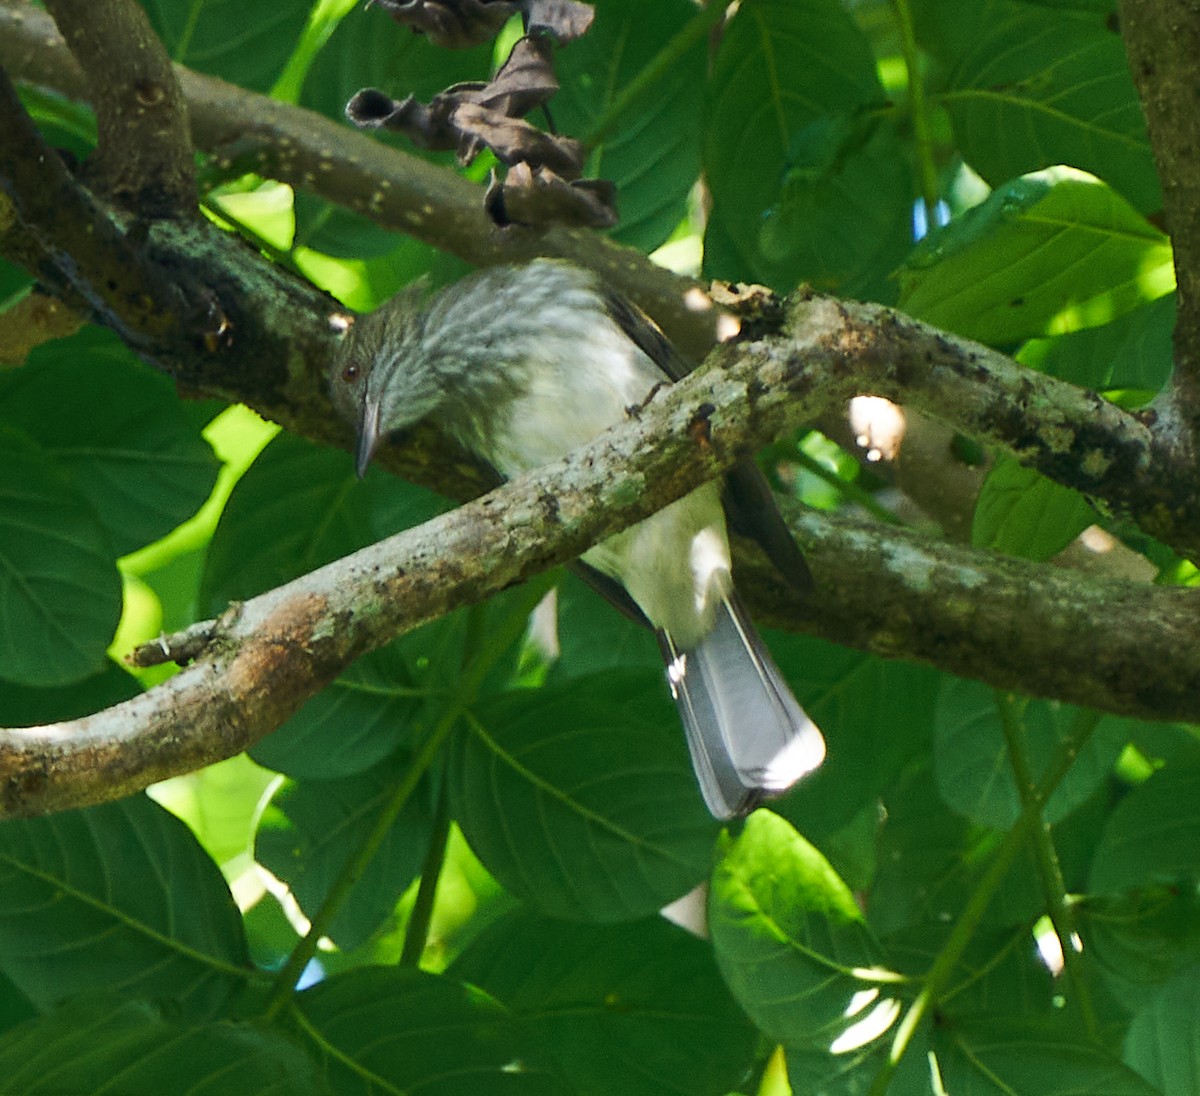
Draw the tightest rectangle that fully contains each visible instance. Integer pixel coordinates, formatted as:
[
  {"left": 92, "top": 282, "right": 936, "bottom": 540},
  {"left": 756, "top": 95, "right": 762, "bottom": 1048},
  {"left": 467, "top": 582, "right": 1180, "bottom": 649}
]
[{"left": 356, "top": 397, "right": 381, "bottom": 479}]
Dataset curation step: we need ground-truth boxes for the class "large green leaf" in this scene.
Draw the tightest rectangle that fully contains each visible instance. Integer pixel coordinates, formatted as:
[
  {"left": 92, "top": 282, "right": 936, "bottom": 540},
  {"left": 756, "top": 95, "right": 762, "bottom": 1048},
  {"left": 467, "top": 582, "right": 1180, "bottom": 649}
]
[
  {"left": 939, "top": 3, "right": 1159, "bottom": 211},
  {"left": 295, "top": 966, "right": 566, "bottom": 1096},
  {"left": 250, "top": 637, "right": 433, "bottom": 779},
  {"left": 766, "top": 633, "right": 940, "bottom": 837},
  {"left": 934, "top": 1015, "right": 1161, "bottom": 1095},
  {"left": 0, "top": 427, "right": 121, "bottom": 687},
  {"left": 972, "top": 457, "right": 1098, "bottom": 560},
  {"left": 1081, "top": 887, "right": 1200, "bottom": 1012},
  {"left": 933, "top": 678, "right": 1129, "bottom": 828},
  {"left": 1089, "top": 761, "right": 1200, "bottom": 893},
  {"left": 0, "top": 660, "right": 140, "bottom": 726},
  {"left": 452, "top": 911, "right": 759, "bottom": 1096},
  {"left": 708, "top": 809, "right": 891, "bottom": 1049},
  {"left": 450, "top": 672, "right": 718, "bottom": 922},
  {"left": 0, "top": 994, "right": 325, "bottom": 1095},
  {"left": 703, "top": 0, "right": 911, "bottom": 297},
  {"left": 547, "top": 572, "right": 661, "bottom": 681},
  {"left": 1019, "top": 293, "right": 1175, "bottom": 396},
  {"left": 255, "top": 755, "right": 435, "bottom": 950},
  {"left": 141, "top": 0, "right": 312, "bottom": 92},
  {"left": 1, "top": 327, "right": 219, "bottom": 556},
  {"left": 0, "top": 797, "right": 248, "bottom": 1016},
  {"left": 552, "top": 0, "right": 705, "bottom": 251},
  {"left": 897, "top": 167, "right": 1173, "bottom": 345},
  {"left": 1124, "top": 968, "right": 1200, "bottom": 1095}
]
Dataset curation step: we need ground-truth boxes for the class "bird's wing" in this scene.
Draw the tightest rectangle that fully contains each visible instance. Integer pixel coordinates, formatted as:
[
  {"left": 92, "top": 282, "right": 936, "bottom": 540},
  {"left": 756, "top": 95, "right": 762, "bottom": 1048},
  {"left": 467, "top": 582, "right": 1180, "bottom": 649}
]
[{"left": 600, "top": 284, "right": 813, "bottom": 594}]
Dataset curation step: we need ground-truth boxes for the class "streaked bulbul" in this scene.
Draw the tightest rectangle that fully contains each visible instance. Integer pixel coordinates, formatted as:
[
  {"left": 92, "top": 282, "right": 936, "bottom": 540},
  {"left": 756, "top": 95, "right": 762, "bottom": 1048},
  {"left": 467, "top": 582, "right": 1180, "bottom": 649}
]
[{"left": 332, "top": 259, "right": 824, "bottom": 818}]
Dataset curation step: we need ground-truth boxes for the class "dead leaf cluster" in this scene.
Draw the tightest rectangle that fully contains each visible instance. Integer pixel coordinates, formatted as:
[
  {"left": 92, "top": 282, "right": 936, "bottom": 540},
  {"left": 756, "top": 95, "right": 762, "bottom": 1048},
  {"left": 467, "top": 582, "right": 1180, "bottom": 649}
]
[{"left": 349, "top": 0, "right": 615, "bottom": 228}]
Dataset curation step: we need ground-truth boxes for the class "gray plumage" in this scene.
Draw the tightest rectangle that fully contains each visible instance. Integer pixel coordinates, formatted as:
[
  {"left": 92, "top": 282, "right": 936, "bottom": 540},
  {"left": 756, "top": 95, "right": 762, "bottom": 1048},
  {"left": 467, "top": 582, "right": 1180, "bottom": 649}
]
[{"left": 333, "top": 259, "right": 824, "bottom": 818}]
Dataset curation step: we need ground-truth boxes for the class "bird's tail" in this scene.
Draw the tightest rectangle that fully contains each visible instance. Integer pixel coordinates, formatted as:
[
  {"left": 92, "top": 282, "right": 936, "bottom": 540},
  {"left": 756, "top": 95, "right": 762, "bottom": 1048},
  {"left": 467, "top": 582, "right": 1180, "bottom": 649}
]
[{"left": 661, "top": 591, "right": 825, "bottom": 819}]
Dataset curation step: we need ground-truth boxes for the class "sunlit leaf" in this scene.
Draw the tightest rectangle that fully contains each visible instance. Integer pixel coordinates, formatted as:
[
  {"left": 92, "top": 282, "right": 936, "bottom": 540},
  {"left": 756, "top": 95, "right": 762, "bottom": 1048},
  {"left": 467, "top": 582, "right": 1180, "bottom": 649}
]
[
  {"left": 898, "top": 167, "right": 1173, "bottom": 345},
  {"left": 709, "top": 810, "right": 891, "bottom": 1049},
  {"left": 940, "top": 3, "right": 1159, "bottom": 211}
]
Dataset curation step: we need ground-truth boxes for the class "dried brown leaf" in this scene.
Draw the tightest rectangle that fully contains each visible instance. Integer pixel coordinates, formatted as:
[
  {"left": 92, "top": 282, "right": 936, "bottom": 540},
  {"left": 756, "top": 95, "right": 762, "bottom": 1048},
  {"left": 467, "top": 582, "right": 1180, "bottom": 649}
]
[
  {"left": 370, "top": 0, "right": 519, "bottom": 49},
  {"left": 486, "top": 161, "right": 616, "bottom": 227}
]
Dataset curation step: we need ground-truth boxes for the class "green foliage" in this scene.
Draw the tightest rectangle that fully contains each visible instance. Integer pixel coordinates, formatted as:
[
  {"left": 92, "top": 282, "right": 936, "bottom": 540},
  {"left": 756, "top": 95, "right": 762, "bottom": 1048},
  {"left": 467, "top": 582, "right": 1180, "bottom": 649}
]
[{"left": 1, "top": 0, "right": 1193, "bottom": 1094}]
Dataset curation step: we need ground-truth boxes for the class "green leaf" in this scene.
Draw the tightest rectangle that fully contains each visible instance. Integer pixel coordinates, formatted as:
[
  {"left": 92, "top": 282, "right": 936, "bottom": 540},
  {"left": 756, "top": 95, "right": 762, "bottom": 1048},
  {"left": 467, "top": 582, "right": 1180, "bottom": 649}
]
[
  {"left": 552, "top": 0, "right": 705, "bottom": 251},
  {"left": 250, "top": 638, "right": 431, "bottom": 779},
  {"left": 934, "top": 1015, "right": 1161, "bottom": 1095},
  {"left": 255, "top": 756, "right": 435, "bottom": 950},
  {"left": 1081, "top": 888, "right": 1200, "bottom": 1012},
  {"left": 766, "top": 634, "right": 940, "bottom": 837},
  {"left": 0, "top": 797, "right": 248, "bottom": 1017},
  {"left": 141, "top": 0, "right": 312, "bottom": 92},
  {"left": 1089, "top": 761, "right": 1200, "bottom": 893},
  {"left": 451, "top": 911, "right": 759, "bottom": 1096},
  {"left": 1018, "top": 293, "right": 1175, "bottom": 396},
  {"left": 972, "top": 456, "right": 1098, "bottom": 560},
  {"left": 1124, "top": 968, "right": 1200, "bottom": 1095},
  {"left": 292, "top": 192, "right": 407, "bottom": 260},
  {"left": 940, "top": 4, "right": 1159, "bottom": 211},
  {"left": 295, "top": 966, "right": 567, "bottom": 1096},
  {"left": 869, "top": 765, "right": 973, "bottom": 937},
  {"left": 703, "top": 0, "right": 912, "bottom": 297},
  {"left": 898, "top": 167, "right": 1173, "bottom": 345},
  {"left": 708, "top": 810, "right": 891, "bottom": 1049},
  {"left": 547, "top": 572, "right": 660, "bottom": 681},
  {"left": 450, "top": 672, "right": 718, "bottom": 922},
  {"left": 1, "top": 327, "right": 220, "bottom": 556},
  {"left": 934, "top": 679, "right": 1128, "bottom": 828},
  {"left": 0, "top": 660, "right": 139, "bottom": 726},
  {"left": 0, "top": 994, "right": 325, "bottom": 1096},
  {"left": 0, "top": 426, "right": 121, "bottom": 687}
]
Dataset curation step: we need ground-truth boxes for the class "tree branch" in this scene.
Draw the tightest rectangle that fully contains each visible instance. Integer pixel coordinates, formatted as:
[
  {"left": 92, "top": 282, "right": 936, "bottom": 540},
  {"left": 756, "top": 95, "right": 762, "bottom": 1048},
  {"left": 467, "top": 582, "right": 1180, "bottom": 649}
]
[
  {"left": 3, "top": 335, "right": 1197, "bottom": 818},
  {"left": 1119, "top": 0, "right": 1200, "bottom": 454},
  {"left": 41, "top": 0, "right": 195, "bottom": 213},
  {"left": 0, "top": 0, "right": 725, "bottom": 361}
]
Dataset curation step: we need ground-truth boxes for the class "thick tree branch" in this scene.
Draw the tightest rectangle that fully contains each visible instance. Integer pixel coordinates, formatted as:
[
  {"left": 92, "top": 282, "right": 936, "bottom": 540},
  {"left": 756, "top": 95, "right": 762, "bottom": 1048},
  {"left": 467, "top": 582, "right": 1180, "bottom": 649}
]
[
  {"left": 3, "top": 337, "right": 1197, "bottom": 818},
  {"left": 0, "top": 66, "right": 181, "bottom": 344},
  {"left": 1119, "top": 0, "right": 1200, "bottom": 453},
  {"left": 0, "top": 0, "right": 725, "bottom": 361},
  {"left": 41, "top": 0, "right": 195, "bottom": 213}
]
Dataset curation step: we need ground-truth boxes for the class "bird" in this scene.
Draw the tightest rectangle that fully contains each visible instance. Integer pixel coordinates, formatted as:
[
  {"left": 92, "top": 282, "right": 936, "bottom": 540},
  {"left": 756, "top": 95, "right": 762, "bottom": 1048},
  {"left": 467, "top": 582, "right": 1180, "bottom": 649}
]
[{"left": 331, "top": 258, "right": 824, "bottom": 818}]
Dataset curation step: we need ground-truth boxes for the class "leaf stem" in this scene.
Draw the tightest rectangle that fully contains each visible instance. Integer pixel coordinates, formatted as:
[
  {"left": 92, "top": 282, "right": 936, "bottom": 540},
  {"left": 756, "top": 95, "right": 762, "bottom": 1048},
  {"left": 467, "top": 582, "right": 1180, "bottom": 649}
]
[
  {"left": 868, "top": 706, "right": 1103, "bottom": 1095},
  {"left": 261, "top": 573, "right": 556, "bottom": 1019},
  {"left": 399, "top": 775, "right": 452, "bottom": 968},
  {"left": 995, "top": 695, "right": 1099, "bottom": 1037},
  {"left": 891, "top": 0, "right": 940, "bottom": 224},
  {"left": 584, "top": 1, "right": 727, "bottom": 147}
]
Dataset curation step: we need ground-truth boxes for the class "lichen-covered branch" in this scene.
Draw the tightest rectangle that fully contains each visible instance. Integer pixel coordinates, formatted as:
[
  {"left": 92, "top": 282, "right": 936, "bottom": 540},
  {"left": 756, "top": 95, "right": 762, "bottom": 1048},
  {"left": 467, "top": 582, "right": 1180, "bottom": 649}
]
[
  {"left": 3, "top": 340, "right": 1197, "bottom": 818},
  {"left": 42, "top": 0, "right": 195, "bottom": 213}
]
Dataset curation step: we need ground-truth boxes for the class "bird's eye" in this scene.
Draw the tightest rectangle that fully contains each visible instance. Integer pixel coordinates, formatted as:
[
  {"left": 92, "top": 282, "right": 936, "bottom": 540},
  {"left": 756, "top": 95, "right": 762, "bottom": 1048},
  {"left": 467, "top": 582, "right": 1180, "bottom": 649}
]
[{"left": 342, "top": 362, "right": 360, "bottom": 383}]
